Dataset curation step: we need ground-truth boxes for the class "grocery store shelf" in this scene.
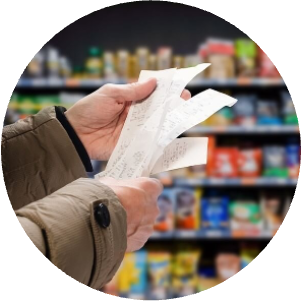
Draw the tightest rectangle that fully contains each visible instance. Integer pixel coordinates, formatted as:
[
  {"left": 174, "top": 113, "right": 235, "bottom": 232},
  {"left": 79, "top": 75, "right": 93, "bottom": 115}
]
[
  {"left": 186, "top": 125, "right": 299, "bottom": 134},
  {"left": 150, "top": 230, "right": 272, "bottom": 240},
  {"left": 15, "top": 77, "right": 285, "bottom": 89},
  {"left": 172, "top": 177, "right": 298, "bottom": 187}
]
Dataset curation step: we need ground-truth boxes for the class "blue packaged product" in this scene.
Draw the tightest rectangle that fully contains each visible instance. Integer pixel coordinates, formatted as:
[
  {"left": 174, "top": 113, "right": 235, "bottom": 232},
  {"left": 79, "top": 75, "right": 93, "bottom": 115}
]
[
  {"left": 286, "top": 140, "right": 300, "bottom": 178},
  {"left": 201, "top": 196, "right": 229, "bottom": 230}
]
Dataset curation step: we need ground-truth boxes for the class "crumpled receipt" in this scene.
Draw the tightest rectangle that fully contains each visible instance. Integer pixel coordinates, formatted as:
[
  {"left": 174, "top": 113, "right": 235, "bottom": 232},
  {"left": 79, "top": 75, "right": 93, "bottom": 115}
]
[{"left": 95, "top": 64, "right": 237, "bottom": 180}]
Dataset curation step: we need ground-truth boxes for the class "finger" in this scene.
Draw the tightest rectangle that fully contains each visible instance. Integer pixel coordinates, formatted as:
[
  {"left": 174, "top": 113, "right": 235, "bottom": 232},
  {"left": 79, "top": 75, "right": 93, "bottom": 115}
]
[
  {"left": 103, "top": 78, "right": 157, "bottom": 102},
  {"left": 181, "top": 89, "right": 191, "bottom": 100}
]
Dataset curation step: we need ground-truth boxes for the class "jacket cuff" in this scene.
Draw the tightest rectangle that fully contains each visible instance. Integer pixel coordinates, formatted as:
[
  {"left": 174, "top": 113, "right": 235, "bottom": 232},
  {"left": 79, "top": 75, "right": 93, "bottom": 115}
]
[
  {"left": 55, "top": 106, "right": 93, "bottom": 172},
  {"left": 16, "top": 178, "right": 127, "bottom": 289}
]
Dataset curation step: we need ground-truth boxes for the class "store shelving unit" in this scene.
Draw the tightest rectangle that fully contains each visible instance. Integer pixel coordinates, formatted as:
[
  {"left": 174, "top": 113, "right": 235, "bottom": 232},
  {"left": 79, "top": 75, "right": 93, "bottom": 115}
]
[
  {"left": 13, "top": 77, "right": 298, "bottom": 245},
  {"left": 16, "top": 77, "right": 286, "bottom": 89}
]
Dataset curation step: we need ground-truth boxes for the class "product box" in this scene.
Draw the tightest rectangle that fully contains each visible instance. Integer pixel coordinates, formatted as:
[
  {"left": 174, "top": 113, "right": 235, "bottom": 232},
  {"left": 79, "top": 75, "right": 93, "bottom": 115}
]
[
  {"left": 285, "top": 140, "right": 300, "bottom": 179},
  {"left": 147, "top": 252, "right": 171, "bottom": 300},
  {"left": 238, "top": 148, "right": 262, "bottom": 177},
  {"left": 208, "top": 148, "right": 239, "bottom": 178},
  {"left": 263, "top": 146, "right": 288, "bottom": 177},
  {"left": 172, "top": 250, "right": 201, "bottom": 297},
  {"left": 229, "top": 200, "right": 263, "bottom": 237},
  {"left": 201, "top": 195, "right": 229, "bottom": 231},
  {"left": 260, "top": 193, "right": 283, "bottom": 235},
  {"left": 175, "top": 188, "right": 201, "bottom": 230},
  {"left": 154, "top": 189, "right": 175, "bottom": 232},
  {"left": 233, "top": 94, "right": 257, "bottom": 126},
  {"left": 281, "top": 91, "right": 298, "bottom": 125},
  {"left": 257, "top": 100, "right": 281, "bottom": 125}
]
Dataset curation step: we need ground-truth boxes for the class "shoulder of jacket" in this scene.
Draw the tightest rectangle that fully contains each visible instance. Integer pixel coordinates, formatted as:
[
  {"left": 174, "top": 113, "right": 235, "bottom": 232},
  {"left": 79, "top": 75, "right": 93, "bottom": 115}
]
[{"left": 2, "top": 107, "right": 57, "bottom": 142}]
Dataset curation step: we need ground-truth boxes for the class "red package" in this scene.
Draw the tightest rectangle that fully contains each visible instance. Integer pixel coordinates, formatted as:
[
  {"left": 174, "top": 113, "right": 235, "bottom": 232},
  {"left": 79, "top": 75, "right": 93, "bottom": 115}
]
[
  {"left": 238, "top": 148, "right": 262, "bottom": 177},
  {"left": 209, "top": 148, "right": 239, "bottom": 178},
  {"left": 258, "top": 47, "right": 280, "bottom": 78}
]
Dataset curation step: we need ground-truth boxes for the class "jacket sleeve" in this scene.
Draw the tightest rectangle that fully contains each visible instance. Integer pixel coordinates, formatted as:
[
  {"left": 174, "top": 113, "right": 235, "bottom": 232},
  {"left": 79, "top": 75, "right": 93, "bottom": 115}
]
[
  {"left": 1, "top": 108, "right": 126, "bottom": 300},
  {"left": 16, "top": 178, "right": 127, "bottom": 289}
]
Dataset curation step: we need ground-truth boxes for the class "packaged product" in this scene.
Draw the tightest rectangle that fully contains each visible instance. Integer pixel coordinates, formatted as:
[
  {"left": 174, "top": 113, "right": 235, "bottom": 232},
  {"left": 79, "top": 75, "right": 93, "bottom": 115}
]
[
  {"left": 116, "top": 251, "right": 147, "bottom": 299},
  {"left": 17, "top": 95, "right": 38, "bottom": 117},
  {"left": 263, "top": 146, "right": 288, "bottom": 177},
  {"left": 148, "top": 252, "right": 171, "bottom": 300},
  {"left": 116, "top": 50, "right": 130, "bottom": 78},
  {"left": 260, "top": 193, "right": 283, "bottom": 234},
  {"left": 238, "top": 148, "right": 262, "bottom": 177},
  {"left": 201, "top": 195, "right": 229, "bottom": 230},
  {"left": 154, "top": 189, "right": 174, "bottom": 232},
  {"left": 215, "top": 253, "right": 240, "bottom": 281},
  {"left": 206, "top": 39, "right": 235, "bottom": 79},
  {"left": 148, "top": 54, "right": 157, "bottom": 70},
  {"left": 183, "top": 55, "right": 201, "bottom": 69},
  {"left": 26, "top": 50, "right": 45, "bottom": 78},
  {"left": 175, "top": 188, "right": 201, "bottom": 230},
  {"left": 46, "top": 47, "right": 60, "bottom": 78},
  {"left": 258, "top": 46, "right": 280, "bottom": 78},
  {"left": 157, "top": 47, "right": 172, "bottom": 70},
  {"left": 229, "top": 200, "right": 263, "bottom": 236},
  {"left": 206, "top": 136, "right": 216, "bottom": 177},
  {"left": 235, "top": 39, "right": 257, "bottom": 77},
  {"left": 257, "top": 100, "right": 281, "bottom": 125},
  {"left": 35, "top": 95, "right": 60, "bottom": 111},
  {"left": 136, "top": 47, "right": 149, "bottom": 74},
  {"left": 232, "top": 94, "right": 257, "bottom": 126},
  {"left": 59, "top": 56, "right": 72, "bottom": 78},
  {"left": 285, "top": 138, "right": 300, "bottom": 178},
  {"left": 129, "top": 55, "right": 138, "bottom": 79},
  {"left": 173, "top": 56, "right": 183, "bottom": 68},
  {"left": 281, "top": 91, "right": 298, "bottom": 125},
  {"left": 240, "top": 243, "right": 260, "bottom": 269},
  {"left": 208, "top": 148, "right": 239, "bottom": 178},
  {"left": 85, "top": 47, "right": 103, "bottom": 78},
  {"left": 172, "top": 250, "right": 201, "bottom": 297},
  {"left": 198, "top": 267, "right": 220, "bottom": 292},
  {"left": 103, "top": 51, "right": 116, "bottom": 79}
]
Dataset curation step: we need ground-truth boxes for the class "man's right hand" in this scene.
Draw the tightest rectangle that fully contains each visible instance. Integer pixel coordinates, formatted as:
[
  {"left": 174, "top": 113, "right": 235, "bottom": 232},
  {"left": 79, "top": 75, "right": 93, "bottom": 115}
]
[{"left": 98, "top": 177, "right": 163, "bottom": 252}]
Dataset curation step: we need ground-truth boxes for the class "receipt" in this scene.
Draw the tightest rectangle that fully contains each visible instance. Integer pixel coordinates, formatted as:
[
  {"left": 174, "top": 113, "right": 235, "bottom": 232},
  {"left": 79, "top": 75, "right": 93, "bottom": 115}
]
[
  {"left": 95, "top": 65, "right": 237, "bottom": 180},
  {"left": 104, "top": 68, "right": 176, "bottom": 173},
  {"left": 151, "top": 137, "right": 208, "bottom": 175}
]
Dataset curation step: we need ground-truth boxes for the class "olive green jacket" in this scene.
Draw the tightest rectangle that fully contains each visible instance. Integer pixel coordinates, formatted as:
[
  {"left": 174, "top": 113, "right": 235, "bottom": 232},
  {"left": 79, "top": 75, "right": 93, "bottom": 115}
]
[{"left": 1, "top": 107, "right": 127, "bottom": 289}]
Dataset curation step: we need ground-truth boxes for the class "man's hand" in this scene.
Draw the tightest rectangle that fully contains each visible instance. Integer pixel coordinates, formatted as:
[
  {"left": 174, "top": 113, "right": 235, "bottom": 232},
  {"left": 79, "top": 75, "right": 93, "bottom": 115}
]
[
  {"left": 65, "top": 79, "right": 191, "bottom": 160},
  {"left": 98, "top": 177, "right": 163, "bottom": 252}
]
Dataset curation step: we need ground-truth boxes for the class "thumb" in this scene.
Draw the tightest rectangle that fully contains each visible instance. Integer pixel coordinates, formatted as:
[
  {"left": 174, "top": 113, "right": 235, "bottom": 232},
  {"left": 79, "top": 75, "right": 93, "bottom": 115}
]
[{"left": 104, "top": 78, "right": 157, "bottom": 102}]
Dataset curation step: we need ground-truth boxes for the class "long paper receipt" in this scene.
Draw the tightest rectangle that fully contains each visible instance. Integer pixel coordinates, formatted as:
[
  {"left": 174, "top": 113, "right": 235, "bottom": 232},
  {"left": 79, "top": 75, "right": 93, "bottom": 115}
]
[{"left": 95, "top": 64, "right": 237, "bottom": 180}]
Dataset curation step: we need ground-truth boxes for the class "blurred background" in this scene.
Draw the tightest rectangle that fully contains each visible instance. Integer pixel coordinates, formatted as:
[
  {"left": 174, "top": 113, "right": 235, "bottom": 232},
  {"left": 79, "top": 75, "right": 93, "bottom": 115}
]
[{"left": 5, "top": 2, "right": 300, "bottom": 299}]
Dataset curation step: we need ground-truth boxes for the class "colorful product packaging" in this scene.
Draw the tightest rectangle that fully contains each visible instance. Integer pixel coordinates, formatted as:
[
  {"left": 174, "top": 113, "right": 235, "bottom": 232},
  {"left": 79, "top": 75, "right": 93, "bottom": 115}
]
[
  {"left": 215, "top": 253, "right": 240, "bottom": 281},
  {"left": 172, "top": 250, "right": 201, "bottom": 297},
  {"left": 258, "top": 46, "right": 280, "bottom": 78},
  {"left": 136, "top": 47, "right": 149, "bottom": 75},
  {"left": 235, "top": 39, "right": 257, "bottom": 77},
  {"left": 238, "top": 148, "right": 262, "bottom": 177},
  {"left": 233, "top": 94, "right": 257, "bottom": 126},
  {"left": 103, "top": 51, "right": 116, "bottom": 79},
  {"left": 229, "top": 200, "right": 263, "bottom": 236},
  {"left": 281, "top": 91, "right": 298, "bottom": 125},
  {"left": 116, "top": 50, "right": 130, "bottom": 78},
  {"left": 206, "top": 39, "right": 235, "bottom": 79},
  {"left": 208, "top": 148, "right": 239, "bottom": 178},
  {"left": 175, "top": 188, "right": 201, "bottom": 230},
  {"left": 201, "top": 195, "right": 229, "bottom": 230},
  {"left": 154, "top": 189, "right": 174, "bottom": 232},
  {"left": 285, "top": 139, "right": 300, "bottom": 179},
  {"left": 260, "top": 193, "right": 283, "bottom": 235},
  {"left": 257, "top": 100, "right": 281, "bottom": 125},
  {"left": 85, "top": 47, "right": 103, "bottom": 78},
  {"left": 157, "top": 47, "right": 172, "bottom": 70},
  {"left": 263, "top": 146, "right": 288, "bottom": 177},
  {"left": 147, "top": 252, "right": 171, "bottom": 300},
  {"left": 240, "top": 244, "right": 260, "bottom": 269}
]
